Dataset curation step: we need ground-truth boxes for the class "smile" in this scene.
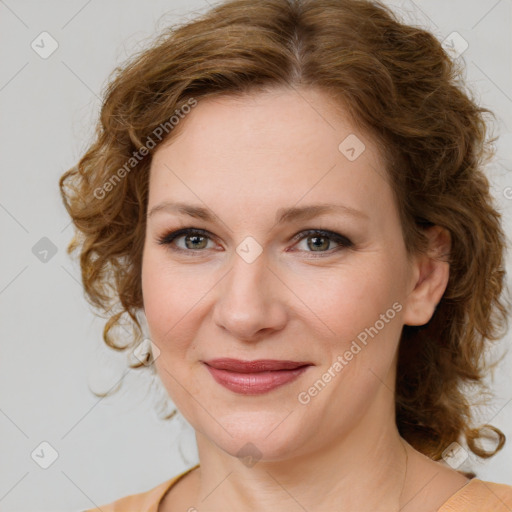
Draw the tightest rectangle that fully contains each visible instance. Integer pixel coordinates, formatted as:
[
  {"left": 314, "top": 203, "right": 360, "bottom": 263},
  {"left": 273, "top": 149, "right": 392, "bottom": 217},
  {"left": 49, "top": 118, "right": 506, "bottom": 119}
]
[{"left": 203, "top": 361, "right": 311, "bottom": 395}]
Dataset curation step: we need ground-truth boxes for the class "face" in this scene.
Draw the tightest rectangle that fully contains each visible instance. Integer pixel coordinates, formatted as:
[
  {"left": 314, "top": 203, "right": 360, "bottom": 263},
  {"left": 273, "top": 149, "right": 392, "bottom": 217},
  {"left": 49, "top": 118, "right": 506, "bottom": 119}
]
[{"left": 141, "top": 87, "right": 421, "bottom": 462}]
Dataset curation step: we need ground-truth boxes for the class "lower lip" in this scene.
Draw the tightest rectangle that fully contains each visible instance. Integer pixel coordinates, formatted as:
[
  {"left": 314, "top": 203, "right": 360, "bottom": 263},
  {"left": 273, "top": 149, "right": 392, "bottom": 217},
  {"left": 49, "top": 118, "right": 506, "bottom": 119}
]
[{"left": 205, "top": 365, "right": 310, "bottom": 395}]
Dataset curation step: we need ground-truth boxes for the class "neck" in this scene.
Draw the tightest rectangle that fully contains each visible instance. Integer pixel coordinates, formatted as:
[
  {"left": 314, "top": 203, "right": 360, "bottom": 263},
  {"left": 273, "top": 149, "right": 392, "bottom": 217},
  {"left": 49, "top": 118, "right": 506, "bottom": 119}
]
[{"left": 192, "top": 401, "right": 409, "bottom": 511}]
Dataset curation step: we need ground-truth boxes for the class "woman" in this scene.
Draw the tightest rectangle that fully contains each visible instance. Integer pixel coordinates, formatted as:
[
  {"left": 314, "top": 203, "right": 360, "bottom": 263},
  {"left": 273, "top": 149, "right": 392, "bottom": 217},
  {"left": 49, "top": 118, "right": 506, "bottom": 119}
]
[{"left": 59, "top": 0, "right": 512, "bottom": 510}]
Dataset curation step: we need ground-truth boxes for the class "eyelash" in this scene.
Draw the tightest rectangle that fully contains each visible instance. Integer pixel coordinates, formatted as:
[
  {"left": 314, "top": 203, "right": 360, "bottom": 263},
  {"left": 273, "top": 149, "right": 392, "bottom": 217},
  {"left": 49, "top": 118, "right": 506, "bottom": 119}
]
[{"left": 156, "top": 227, "right": 353, "bottom": 258}]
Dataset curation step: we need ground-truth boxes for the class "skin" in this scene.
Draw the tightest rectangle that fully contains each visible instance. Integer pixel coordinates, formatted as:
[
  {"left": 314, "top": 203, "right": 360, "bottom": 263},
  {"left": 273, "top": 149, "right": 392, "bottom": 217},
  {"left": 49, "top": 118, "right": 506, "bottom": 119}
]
[{"left": 141, "top": 87, "right": 469, "bottom": 511}]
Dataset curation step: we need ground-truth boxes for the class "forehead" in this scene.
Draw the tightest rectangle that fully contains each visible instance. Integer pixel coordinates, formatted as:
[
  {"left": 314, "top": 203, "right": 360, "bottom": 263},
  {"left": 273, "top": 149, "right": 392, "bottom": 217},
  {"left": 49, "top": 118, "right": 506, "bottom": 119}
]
[{"left": 148, "top": 88, "right": 394, "bottom": 226}]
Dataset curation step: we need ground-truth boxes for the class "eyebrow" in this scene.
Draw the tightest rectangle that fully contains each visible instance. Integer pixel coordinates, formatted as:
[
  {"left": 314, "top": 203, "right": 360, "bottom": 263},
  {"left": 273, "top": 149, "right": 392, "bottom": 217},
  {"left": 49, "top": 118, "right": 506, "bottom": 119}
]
[{"left": 147, "top": 201, "right": 369, "bottom": 223}]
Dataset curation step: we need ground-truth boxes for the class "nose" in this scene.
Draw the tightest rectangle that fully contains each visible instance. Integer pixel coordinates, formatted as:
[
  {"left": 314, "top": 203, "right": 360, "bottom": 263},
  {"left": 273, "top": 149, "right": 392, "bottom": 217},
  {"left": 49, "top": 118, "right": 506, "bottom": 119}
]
[{"left": 212, "top": 250, "right": 288, "bottom": 342}]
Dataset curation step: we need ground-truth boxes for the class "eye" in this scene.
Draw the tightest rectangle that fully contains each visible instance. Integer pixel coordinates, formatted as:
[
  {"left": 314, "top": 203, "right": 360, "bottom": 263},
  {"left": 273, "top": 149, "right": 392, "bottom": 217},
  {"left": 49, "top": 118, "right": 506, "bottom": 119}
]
[
  {"left": 156, "top": 228, "right": 217, "bottom": 254},
  {"left": 290, "top": 229, "right": 353, "bottom": 256},
  {"left": 156, "top": 227, "right": 353, "bottom": 257}
]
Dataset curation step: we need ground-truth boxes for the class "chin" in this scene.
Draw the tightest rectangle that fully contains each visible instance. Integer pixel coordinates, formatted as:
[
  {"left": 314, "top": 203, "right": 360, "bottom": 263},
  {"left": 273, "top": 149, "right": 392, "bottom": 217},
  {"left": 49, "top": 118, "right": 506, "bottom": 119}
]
[{"left": 203, "top": 410, "right": 308, "bottom": 463}]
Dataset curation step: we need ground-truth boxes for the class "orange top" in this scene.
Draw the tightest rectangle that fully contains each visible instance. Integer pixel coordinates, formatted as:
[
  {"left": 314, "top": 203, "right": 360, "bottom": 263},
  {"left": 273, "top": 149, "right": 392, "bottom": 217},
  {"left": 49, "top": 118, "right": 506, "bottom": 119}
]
[{"left": 85, "top": 465, "right": 512, "bottom": 512}]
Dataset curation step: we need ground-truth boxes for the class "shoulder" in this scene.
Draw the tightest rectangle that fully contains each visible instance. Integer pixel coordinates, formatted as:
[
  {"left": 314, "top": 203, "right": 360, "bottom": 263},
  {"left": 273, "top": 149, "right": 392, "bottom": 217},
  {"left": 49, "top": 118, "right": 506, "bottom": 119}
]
[
  {"left": 82, "top": 465, "right": 199, "bottom": 512},
  {"left": 439, "top": 479, "right": 512, "bottom": 512},
  {"left": 82, "top": 478, "right": 176, "bottom": 512}
]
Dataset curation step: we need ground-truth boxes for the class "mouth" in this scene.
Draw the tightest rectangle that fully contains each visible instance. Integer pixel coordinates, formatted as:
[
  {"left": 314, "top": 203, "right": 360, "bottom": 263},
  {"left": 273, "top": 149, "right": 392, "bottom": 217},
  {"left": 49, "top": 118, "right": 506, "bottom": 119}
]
[{"left": 203, "top": 358, "right": 313, "bottom": 395}]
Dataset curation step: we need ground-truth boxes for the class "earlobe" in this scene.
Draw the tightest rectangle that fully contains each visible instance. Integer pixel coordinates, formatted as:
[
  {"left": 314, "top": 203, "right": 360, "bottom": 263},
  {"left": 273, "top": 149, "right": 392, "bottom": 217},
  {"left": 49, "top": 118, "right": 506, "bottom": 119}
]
[{"left": 402, "top": 225, "right": 451, "bottom": 327}]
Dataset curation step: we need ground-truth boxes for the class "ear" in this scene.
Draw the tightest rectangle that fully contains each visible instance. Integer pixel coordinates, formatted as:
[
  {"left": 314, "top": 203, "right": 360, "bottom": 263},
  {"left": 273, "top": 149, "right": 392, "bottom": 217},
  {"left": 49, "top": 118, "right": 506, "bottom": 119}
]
[{"left": 402, "top": 225, "right": 451, "bottom": 327}]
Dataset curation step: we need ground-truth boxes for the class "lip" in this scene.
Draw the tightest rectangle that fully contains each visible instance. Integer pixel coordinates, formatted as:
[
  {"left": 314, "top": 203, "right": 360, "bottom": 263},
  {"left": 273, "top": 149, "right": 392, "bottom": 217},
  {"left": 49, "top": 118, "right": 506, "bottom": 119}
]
[
  {"left": 203, "top": 358, "right": 312, "bottom": 395},
  {"left": 204, "top": 358, "right": 312, "bottom": 372}
]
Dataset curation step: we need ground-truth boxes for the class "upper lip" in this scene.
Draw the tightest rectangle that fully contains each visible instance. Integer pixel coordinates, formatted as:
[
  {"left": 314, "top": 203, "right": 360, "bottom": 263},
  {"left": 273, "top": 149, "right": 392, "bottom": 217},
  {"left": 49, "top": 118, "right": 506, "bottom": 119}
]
[{"left": 204, "top": 358, "right": 312, "bottom": 373}]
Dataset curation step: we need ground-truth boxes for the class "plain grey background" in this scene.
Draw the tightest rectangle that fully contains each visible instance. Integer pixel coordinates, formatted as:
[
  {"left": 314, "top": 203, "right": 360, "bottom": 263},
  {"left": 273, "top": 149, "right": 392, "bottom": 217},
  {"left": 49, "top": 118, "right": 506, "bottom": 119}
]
[{"left": 1, "top": 1, "right": 511, "bottom": 510}]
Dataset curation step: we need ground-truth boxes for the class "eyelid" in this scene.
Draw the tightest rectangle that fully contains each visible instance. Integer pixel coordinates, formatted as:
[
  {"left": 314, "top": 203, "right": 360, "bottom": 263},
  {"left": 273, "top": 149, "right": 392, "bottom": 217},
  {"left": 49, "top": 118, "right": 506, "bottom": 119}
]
[
  {"left": 156, "top": 227, "right": 353, "bottom": 256},
  {"left": 289, "top": 228, "right": 352, "bottom": 247},
  {"left": 156, "top": 228, "right": 218, "bottom": 251}
]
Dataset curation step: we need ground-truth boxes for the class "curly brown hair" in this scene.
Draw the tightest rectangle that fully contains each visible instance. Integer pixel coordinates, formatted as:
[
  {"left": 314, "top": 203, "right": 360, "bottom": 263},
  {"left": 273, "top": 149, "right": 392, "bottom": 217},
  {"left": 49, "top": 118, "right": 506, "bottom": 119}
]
[{"left": 59, "top": 0, "right": 511, "bottom": 471}]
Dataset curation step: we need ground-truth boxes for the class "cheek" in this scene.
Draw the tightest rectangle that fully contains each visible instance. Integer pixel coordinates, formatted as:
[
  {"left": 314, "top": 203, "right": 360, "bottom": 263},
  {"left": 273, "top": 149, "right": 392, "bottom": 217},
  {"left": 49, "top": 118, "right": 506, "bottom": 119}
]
[
  {"left": 141, "top": 248, "right": 217, "bottom": 359},
  {"left": 141, "top": 250, "right": 186, "bottom": 349},
  {"left": 300, "top": 261, "right": 405, "bottom": 400},
  {"left": 291, "top": 258, "right": 400, "bottom": 344},
  {"left": 141, "top": 255, "right": 204, "bottom": 405}
]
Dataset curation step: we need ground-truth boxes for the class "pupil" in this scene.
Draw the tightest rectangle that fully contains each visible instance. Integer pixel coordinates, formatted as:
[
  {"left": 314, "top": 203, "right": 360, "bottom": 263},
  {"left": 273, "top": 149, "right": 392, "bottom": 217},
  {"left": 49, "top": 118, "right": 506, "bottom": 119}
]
[
  {"left": 186, "top": 235, "right": 206, "bottom": 249},
  {"left": 309, "top": 236, "right": 328, "bottom": 251}
]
